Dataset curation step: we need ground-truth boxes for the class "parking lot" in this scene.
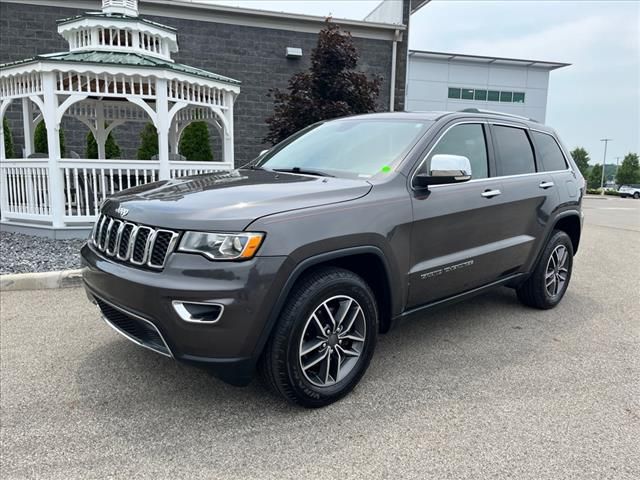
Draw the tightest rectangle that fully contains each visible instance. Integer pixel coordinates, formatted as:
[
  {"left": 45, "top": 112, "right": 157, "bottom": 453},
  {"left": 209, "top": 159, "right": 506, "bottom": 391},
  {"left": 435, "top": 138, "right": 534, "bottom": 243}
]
[{"left": 1, "top": 196, "right": 638, "bottom": 479}]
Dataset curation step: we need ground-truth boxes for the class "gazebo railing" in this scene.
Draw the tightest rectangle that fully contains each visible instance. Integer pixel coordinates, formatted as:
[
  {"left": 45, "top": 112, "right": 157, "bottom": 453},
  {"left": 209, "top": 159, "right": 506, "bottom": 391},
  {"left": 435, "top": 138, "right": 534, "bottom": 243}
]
[
  {"left": 0, "top": 158, "right": 233, "bottom": 226},
  {"left": 1, "top": 160, "right": 52, "bottom": 220}
]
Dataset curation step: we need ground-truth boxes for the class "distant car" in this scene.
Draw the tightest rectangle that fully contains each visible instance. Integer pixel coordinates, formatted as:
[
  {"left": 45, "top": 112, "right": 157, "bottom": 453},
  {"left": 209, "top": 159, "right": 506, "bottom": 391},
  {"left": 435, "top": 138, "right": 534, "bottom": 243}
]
[{"left": 619, "top": 184, "right": 640, "bottom": 199}]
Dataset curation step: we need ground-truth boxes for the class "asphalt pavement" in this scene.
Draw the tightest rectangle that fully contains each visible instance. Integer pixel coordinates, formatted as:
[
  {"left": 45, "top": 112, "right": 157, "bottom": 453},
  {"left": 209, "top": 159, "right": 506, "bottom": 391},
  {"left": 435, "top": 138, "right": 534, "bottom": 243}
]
[{"left": 1, "top": 196, "right": 639, "bottom": 479}]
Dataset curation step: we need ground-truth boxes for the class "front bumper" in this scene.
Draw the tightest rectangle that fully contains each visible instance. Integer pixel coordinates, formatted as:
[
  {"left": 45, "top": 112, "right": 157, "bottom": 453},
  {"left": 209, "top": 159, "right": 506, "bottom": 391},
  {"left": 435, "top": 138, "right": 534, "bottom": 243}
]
[{"left": 81, "top": 243, "right": 290, "bottom": 385}]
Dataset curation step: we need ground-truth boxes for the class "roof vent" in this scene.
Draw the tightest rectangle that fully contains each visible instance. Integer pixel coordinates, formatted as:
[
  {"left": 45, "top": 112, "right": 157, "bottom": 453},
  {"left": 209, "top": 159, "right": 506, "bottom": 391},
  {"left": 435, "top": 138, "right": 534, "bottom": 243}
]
[{"left": 102, "top": 0, "right": 138, "bottom": 17}]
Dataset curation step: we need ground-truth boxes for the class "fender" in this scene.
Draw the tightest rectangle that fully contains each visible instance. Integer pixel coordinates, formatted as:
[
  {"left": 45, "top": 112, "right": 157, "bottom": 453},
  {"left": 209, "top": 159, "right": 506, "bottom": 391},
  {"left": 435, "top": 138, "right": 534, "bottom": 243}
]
[
  {"left": 527, "top": 209, "right": 582, "bottom": 276},
  {"left": 250, "top": 245, "right": 396, "bottom": 362}
]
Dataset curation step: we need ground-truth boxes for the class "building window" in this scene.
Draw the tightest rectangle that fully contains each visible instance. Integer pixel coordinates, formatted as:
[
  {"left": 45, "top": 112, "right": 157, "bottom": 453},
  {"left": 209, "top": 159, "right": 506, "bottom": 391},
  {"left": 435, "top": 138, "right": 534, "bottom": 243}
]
[
  {"left": 474, "top": 89, "right": 487, "bottom": 101},
  {"left": 499, "top": 91, "right": 513, "bottom": 102},
  {"left": 448, "top": 87, "right": 526, "bottom": 104},
  {"left": 461, "top": 88, "right": 474, "bottom": 100}
]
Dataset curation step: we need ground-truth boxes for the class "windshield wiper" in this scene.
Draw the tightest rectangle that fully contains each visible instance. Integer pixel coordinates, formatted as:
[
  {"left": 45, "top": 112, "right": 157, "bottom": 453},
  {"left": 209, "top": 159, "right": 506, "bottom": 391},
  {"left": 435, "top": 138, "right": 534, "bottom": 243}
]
[{"left": 273, "top": 167, "right": 335, "bottom": 177}]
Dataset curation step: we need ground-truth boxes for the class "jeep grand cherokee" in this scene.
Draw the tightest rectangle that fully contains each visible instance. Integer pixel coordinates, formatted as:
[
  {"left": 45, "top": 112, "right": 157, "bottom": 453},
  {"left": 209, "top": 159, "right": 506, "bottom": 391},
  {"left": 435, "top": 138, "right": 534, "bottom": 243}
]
[{"left": 81, "top": 110, "right": 585, "bottom": 407}]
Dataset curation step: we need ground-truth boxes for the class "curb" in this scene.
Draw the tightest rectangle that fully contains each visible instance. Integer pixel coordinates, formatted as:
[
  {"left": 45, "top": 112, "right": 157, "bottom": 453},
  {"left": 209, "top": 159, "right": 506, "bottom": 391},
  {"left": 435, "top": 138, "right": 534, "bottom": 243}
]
[
  {"left": 584, "top": 195, "right": 609, "bottom": 200},
  {"left": 0, "top": 268, "right": 83, "bottom": 292}
]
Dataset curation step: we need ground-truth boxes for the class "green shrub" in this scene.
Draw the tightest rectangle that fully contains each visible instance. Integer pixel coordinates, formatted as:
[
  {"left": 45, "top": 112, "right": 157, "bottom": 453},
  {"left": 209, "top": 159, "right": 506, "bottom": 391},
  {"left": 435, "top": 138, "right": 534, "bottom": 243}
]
[
  {"left": 34, "top": 121, "right": 65, "bottom": 156},
  {"left": 86, "top": 129, "right": 121, "bottom": 159},
  {"left": 179, "top": 121, "right": 213, "bottom": 161},
  {"left": 586, "top": 188, "right": 600, "bottom": 195},
  {"left": 615, "top": 153, "right": 640, "bottom": 185},
  {"left": 137, "top": 123, "right": 158, "bottom": 160},
  {"left": 3, "top": 117, "right": 14, "bottom": 158},
  {"left": 604, "top": 190, "right": 621, "bottom": 196}
]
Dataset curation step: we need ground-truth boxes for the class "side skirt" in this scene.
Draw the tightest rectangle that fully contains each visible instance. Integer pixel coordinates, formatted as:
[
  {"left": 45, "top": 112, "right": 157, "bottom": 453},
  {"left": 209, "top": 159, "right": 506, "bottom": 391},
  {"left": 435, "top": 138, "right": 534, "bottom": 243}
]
[{"left": 393, "top": 272, "right": 527, "bottom": 325}]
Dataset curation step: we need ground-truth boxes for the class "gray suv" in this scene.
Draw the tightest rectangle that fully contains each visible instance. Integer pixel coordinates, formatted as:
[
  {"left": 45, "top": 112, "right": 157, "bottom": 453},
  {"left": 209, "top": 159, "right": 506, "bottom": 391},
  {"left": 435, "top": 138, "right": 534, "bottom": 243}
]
[{"left": 81, "top": 110, "right": 585, "bottom": 407}]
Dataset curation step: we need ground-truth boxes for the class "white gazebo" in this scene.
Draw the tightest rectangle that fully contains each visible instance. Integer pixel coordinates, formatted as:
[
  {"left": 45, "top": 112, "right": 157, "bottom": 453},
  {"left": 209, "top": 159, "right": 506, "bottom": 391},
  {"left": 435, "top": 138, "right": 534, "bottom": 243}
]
[{"left": 0, "top": 0, "right": 240, "bottom": 236}]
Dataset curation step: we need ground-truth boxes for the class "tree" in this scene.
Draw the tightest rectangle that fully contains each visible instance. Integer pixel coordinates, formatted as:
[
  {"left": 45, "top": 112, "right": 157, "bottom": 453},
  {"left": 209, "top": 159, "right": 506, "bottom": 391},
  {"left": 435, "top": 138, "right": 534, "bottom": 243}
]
[
  {"left": 264, "top": 19, "right": 382, "bottom": 145},
  {"left": 570, "top": 147, "right": 590, "bottom": 178},
  {"left": 137, "top": 123, "right": 158, "bottom": 160},
  {"left": 86, "top": 129, "right": 121, "bottom": 159},
  {"left": 588, "top": 163, "right": 603, "bottom": 190},
  {"left": 179, "top": 121, "right": 213, "bottom": 161},
  {"left": 34, "top": 121, "right": 65, "bottom": 156},
  {"left": 3, "top": 117, "right": 14, "bottom": 158},
  {"left": 616, "top": 152, "right": 640, "bottom": 185}
]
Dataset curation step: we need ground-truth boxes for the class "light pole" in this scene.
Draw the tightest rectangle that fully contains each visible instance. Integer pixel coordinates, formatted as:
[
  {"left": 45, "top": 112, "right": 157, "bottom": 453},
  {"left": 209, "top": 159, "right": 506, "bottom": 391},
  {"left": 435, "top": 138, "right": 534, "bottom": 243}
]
[
  {"left": 600, "top": 138, "right": 612, "bottom": 194},
  {"left": 614, "top": 156, "right": 622, "bottom": 185}
]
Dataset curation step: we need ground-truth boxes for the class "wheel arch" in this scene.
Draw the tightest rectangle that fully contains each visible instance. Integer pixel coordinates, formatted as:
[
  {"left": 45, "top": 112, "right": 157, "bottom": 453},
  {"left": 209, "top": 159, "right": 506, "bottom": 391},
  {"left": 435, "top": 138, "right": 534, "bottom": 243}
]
[
  {"left": 553, "top": 212, "right": 582, "bottom": 253},
  {"left": 252, "top": 246, "right": 396, "bottom": 362}
]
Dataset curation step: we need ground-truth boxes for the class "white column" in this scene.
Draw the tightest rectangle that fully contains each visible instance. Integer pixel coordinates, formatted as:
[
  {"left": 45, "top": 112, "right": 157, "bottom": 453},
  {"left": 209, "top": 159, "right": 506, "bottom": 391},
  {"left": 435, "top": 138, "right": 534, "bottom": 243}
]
[
  {"left": 223, "top": 92, "right": 234, "bottom": 168},
  {"left": 21, "top": 98, "right": 34, "bottom": 157},
  {"left": 42, "top": 72, "right": 65, "bottom": 228},
  {"left": 0, "top": 122, "right": 6, "bottom": 222},
  {"left": 169, "top": 121, "right": 179, "bottom": 154},
  {"left": 155, "top": 78, "right": 170, "bottom": 179},
  {"left": 0, "top": 114, "right": 5, "bottom": 161},
  {"left": 96, "top": 103, "right": 106, "bottom": 159},
  {"left": 0, "top": 103, "right": 7, "bottom": 222}
]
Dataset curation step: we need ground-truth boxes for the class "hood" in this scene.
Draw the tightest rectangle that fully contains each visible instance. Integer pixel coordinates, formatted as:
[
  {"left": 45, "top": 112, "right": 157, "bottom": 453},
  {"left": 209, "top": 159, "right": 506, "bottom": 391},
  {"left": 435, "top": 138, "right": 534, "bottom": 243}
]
[{"left": 102, "top": 169, "right": 372, "bottom": 231}]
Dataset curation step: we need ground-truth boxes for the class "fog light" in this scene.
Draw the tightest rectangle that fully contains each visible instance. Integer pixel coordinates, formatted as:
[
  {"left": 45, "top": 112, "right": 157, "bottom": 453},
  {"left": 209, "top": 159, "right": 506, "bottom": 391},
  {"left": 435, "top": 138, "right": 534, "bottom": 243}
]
[{"left": 172, "top": 301, "right": 224, "bottom": 323}]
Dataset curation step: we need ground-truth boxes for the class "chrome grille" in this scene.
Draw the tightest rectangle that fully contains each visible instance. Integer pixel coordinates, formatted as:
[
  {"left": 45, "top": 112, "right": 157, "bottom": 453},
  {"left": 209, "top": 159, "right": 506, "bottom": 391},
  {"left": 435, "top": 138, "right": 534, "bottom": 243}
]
[{"left": 92, "top": 214, "right": 179, "bottom": 270}]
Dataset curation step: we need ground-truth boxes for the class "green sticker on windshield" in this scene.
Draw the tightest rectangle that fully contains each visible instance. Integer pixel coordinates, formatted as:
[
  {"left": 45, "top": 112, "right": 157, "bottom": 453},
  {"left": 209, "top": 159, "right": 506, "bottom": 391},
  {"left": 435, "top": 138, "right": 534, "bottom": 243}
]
[{"left": 381, "top": 165, "right": 391, "bottom": 173}]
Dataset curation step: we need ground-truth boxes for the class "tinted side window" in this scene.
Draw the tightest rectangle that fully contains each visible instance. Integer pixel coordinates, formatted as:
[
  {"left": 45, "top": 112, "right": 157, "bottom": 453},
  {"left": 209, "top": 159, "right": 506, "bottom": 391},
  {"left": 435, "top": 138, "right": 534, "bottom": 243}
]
[
  {"left": 424, "top": 124, "right": 489, "bottom": 179},
  {"left": 532, "top": 131, "right": 567, "bottom": 171},
  {"left": 492, "top": 126, "right": 535, "bottom": 176}
]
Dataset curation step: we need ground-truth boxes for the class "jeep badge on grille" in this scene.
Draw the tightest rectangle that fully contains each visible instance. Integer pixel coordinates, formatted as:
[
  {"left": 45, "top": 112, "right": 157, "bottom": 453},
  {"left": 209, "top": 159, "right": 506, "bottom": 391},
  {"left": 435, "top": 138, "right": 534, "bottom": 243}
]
[{"left": 115, "top": 207, "right": 129, "bottom": 217}]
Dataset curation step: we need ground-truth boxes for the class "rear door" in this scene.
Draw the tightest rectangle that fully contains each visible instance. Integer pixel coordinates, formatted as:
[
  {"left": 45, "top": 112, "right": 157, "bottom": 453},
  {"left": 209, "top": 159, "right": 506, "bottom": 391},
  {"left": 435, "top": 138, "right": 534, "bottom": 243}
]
[
  {"left": 489, "top": 123, "right": 559, "bottom": 272},
  {"left": 530, "top": 129, "right": 578, "bottom": 205},
  {"left": 407, "top": 121, "right": 513, "bottom": 307}
]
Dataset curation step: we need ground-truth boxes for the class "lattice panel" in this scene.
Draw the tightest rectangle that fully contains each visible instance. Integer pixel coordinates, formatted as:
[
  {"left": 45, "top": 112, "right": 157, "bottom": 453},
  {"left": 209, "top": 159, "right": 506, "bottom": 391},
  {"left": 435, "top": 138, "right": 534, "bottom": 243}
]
[
  {"left": 56, "top": 72, "right": 156, "bottom": 98},
  {"left": 0, "top": 72, "right": 43, "bottom": 98},
  {"left": 168, "top": 80, "right": 226, "bottom": 108}
]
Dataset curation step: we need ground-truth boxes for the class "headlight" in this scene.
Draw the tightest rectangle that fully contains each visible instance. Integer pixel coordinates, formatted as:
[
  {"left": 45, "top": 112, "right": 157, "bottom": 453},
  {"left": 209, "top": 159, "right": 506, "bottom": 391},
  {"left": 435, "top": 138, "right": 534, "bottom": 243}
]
[{"left": 178, "top": 232, "right": 264, "bottom": 260}]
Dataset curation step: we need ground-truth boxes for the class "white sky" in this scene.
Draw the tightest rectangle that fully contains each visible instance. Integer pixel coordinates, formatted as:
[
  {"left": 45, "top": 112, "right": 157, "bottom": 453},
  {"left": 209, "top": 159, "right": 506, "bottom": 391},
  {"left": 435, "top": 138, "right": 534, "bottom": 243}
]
[{"left": 204, "top": 0, "right": 639, "bottom": 164}]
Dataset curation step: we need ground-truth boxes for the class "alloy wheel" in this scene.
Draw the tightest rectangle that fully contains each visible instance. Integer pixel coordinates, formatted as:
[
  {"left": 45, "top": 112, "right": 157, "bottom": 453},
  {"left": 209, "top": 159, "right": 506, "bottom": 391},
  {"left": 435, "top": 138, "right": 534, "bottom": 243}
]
[
  {"left": 545, "top": 244, "right": 569, "bottom": 297},
  {"left": 298, "top": 295, "right": 366, "bottom": 387}
]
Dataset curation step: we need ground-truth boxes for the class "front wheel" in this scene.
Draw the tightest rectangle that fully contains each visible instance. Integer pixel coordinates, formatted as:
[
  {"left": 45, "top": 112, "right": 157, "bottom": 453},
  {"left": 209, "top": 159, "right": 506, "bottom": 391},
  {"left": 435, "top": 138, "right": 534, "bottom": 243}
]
[
  {"left": 260, "top": 267, "right": 378, "bottom": 408},
  {"left": 634, "top": 192, "right": 640, "bottom": 199},
  {"left": 516, "top": 230, "right": 574, "bottom": 309}
]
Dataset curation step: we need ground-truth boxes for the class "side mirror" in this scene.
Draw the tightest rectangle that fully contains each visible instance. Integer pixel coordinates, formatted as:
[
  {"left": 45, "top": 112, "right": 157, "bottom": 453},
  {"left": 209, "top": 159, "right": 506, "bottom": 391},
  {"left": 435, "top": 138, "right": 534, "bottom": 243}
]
[{"left": 413, "top": 154, "right": 472, "bottom": 188}]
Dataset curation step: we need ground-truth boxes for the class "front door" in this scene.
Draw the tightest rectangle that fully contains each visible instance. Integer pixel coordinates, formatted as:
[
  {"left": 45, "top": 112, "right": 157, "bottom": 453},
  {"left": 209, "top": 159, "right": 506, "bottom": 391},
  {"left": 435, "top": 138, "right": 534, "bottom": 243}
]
[{"left": 407, "top": 121, "right": 524, "bottom": 308}]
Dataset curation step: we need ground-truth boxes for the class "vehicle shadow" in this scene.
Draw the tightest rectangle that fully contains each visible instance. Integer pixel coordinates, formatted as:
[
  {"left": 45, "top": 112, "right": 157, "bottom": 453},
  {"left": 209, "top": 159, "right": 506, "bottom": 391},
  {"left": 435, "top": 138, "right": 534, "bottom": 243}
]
[{"left": 75, "top": 286, "right": 597, "bottom": 423}]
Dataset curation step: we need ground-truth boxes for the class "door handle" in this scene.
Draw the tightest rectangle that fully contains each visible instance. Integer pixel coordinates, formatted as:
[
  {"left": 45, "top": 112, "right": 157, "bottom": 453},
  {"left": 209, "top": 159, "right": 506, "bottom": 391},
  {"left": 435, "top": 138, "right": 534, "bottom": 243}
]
[
  {"left": 539, "top": 181, "right": 555, "bottom": 189},
  {"left": 481, "top": 189, "right": 501, "bottom": 198}
]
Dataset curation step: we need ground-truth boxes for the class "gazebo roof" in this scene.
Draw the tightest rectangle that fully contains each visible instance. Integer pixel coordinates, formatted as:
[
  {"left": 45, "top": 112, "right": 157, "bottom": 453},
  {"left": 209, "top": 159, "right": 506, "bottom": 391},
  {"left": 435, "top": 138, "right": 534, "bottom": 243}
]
[
  {"left": 0, "top": 51, "right": 241, "bottom": 86},
  {"left": 57, "top": 12, "right": 177, "bottom": 33}
]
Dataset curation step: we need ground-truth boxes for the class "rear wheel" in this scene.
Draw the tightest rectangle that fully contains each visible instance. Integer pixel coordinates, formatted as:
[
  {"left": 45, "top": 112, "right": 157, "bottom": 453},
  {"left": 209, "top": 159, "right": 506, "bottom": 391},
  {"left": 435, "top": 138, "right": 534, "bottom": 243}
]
[
  {"left": 517, "top": 230, "right": 574, "bottom": 309},
  {"left": 634, "top": 192, "right": 640, "bottom": 199},
  {"left": 260, "top": 267, "right": 377, "bottom": 407}
]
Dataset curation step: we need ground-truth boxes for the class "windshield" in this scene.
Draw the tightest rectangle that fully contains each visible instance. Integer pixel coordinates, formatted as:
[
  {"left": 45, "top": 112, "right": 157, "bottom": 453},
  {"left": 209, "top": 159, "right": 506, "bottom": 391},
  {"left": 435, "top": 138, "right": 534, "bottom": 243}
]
[{"left": 256, "top": 119, "right": 431, "bottom": 178}]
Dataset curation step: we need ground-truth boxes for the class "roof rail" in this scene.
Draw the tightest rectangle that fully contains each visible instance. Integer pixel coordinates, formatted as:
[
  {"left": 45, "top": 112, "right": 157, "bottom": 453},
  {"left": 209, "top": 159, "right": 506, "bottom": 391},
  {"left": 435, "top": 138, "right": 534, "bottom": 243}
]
[{"left": 458, "top": 108, "right": 538, "bottom": 123}]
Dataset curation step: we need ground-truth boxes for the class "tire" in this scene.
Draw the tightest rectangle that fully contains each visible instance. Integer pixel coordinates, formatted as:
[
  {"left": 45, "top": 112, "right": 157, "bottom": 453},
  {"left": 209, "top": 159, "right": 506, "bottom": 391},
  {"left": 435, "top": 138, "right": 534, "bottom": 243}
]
[
  {"left": 259, "top": 267, "right": 378, "bottom": 408},
  {"left": 634, "top": 192, "right": 640, "bottom": 199},
  {"left": 516, "top": 230, "right": 574, "bottom": 309}
]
